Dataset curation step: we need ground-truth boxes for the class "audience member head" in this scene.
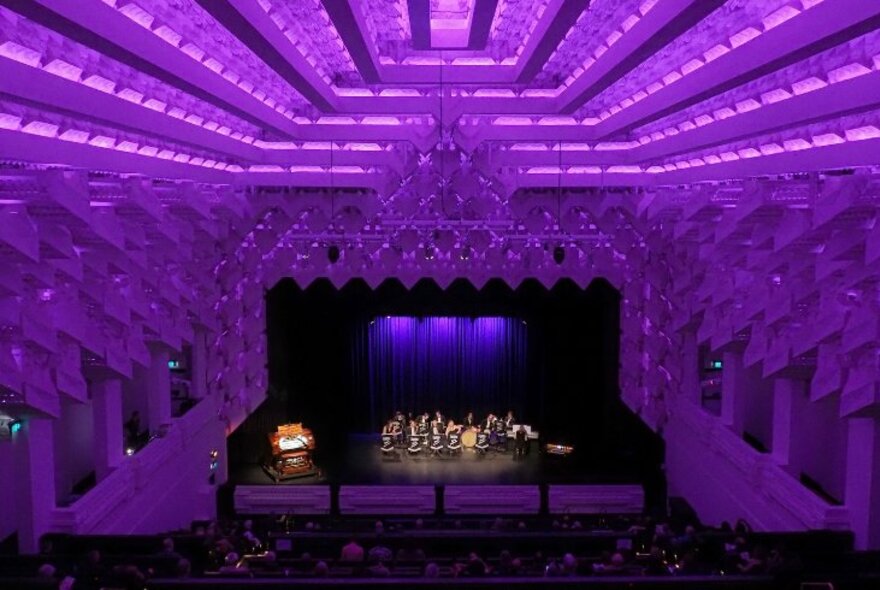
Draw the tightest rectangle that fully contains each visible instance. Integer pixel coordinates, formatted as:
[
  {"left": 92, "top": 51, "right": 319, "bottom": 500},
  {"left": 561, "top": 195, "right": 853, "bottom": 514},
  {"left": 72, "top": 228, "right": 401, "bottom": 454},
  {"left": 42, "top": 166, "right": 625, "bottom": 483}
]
[
  {"left": 313, "top": 561, "right": 329, "bottom": 577},
  {"left": 162, "top": 538, "right": 175, "bottom": 553},
  {"left": 424, "top": 562, "right": 439, "bottom": 577},
  {"left": 37, "top": 564, "right": 56, "bottom": 579},
  {"left": 414, "top": 518, "right": 424, "bottom": 529},
  {"left": 374, "top": 520, "right": 384, "bottom": 535},
  {"left": 176, "top": 558, "right": 191, "bottom": 579},
  {"left": 562, "top": 553, "right": 577, "bottom": 574}
]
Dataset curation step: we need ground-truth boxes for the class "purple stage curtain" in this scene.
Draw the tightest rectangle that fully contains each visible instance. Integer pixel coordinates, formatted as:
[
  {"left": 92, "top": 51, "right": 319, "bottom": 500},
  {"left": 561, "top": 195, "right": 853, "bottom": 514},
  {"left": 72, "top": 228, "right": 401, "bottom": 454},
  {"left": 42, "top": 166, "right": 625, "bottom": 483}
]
[{"left": 355, "top": 316, "right": 528, "bottom": 428}]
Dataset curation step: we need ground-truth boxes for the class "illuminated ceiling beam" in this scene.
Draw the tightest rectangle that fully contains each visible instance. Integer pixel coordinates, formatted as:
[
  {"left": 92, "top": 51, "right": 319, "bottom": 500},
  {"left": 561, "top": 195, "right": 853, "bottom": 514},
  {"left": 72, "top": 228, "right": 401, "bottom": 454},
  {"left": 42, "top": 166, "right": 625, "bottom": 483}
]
[
  {"left": 0, "top": 129, "right": 233, "bottom": 183},
  {"left": 515, "top": 0, "right": 591, "bottom": 83},
  {"left": 0, "top": 59, "right": 264, "bottom": 163},
  {"left": 557, "top": 0, "right": 726, "bottom": 113},
  {"left": 657, "top": 138, "right": 880, "bottom": 185},
  {"left": 630, "top": 73, "right": 880, "bottom": 165},
  {"left": 323, "top": 0, "right": 381, "bottom": 83},
  {"left": 12, "top": 0, "right": 297, "bottom": 138},
  {"left": 594, "top": 0, "right": 880, "bottom": 138},
  {"left": 352, "top": 0, "right": 563, "bottom": 85},
  {"left": 195, "top": 0, "right": 337, "bottom": 111}
]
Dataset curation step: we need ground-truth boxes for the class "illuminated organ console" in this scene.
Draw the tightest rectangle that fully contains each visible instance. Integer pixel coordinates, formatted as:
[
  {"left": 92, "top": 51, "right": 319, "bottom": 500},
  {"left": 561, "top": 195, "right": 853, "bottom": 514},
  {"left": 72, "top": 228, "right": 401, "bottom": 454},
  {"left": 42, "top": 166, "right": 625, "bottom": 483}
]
[{"left": 264, "top": 423, "right": 316, "bottom": 481}]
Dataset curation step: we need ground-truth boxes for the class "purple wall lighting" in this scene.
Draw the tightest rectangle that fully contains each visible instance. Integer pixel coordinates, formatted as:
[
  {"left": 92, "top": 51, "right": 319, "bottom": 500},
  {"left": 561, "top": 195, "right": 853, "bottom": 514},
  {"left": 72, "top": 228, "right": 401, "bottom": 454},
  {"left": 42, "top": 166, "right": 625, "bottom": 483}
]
[{"left": 1, "top": 0, "right": 880, "bottom": 556}]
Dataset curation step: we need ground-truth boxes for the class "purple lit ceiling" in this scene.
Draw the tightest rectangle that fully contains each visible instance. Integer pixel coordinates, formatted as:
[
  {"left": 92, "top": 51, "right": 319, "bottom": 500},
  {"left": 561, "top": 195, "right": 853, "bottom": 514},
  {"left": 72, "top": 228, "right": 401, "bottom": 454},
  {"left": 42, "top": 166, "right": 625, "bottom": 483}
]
[
  {"left": 0, "top": 0, "right": 876, "bottom": 187},
  {"left": 7, "top": 4, "right": 880, "bottom": 544}
]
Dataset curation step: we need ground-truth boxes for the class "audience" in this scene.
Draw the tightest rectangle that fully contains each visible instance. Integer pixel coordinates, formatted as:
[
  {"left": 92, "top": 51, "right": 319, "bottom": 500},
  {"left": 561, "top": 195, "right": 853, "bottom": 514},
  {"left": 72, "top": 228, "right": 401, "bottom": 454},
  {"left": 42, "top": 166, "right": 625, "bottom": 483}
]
[
  {"left": 159, "top": 537, "right": 182, "bottom": 561},
  {"left": 396, "top": 545, "right": 426, "bottom": 562},
  {"left": 368, "top": 543, "right": 393, "bottom": 563},
  {"left": 36, "top": 563, "right": 56, "bottom": 580},
  {"left": 2, "top": 514, "right": 845, "bottom": 586},
  {"left": 340, "top": 538, "right": 365, "bottom": 562},
  {"left": 424, "top": 561, "right": 440, "bottom": 577}
]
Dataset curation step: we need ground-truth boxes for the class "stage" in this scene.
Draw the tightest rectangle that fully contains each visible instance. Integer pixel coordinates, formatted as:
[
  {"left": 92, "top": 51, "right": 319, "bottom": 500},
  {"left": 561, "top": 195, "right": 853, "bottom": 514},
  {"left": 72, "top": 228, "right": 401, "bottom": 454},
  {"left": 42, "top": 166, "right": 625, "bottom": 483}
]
[
  {"left": 229, "top": 433, "right": 646, "bottom": 515},
  {"left": 229, "top": 434, "right": 640, "bottom": 487}
]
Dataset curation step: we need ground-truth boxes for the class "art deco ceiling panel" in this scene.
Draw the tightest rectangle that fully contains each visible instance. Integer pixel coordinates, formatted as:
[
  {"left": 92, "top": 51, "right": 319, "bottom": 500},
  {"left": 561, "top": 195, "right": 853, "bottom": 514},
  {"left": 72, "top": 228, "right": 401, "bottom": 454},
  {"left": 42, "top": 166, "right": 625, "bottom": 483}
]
[{"left": 0, "top": 0, "right": 876, "bottom": 189}]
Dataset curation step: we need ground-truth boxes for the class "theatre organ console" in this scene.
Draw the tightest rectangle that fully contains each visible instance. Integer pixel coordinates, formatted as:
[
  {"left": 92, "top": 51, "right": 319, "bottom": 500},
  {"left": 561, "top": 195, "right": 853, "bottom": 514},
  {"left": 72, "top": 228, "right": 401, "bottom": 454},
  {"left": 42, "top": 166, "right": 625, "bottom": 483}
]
[{"left": 264, "top": 423, "right": 316, "bottom": 481}]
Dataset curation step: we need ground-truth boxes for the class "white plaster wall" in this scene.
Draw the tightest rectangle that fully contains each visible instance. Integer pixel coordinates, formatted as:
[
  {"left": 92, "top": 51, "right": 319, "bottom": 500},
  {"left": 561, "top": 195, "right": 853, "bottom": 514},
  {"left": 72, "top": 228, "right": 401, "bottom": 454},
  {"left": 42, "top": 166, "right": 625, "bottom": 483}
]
[{"left": 53, "top": 398, "right": 94, "bottom": 504}]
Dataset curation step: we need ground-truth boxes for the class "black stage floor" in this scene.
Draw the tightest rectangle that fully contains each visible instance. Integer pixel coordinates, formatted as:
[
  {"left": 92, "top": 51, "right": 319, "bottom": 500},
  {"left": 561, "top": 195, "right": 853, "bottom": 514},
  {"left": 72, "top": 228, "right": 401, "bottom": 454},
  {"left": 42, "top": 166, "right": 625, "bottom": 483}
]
[{"left": 229, "top": 434, "right": 635, "bottom": 486}]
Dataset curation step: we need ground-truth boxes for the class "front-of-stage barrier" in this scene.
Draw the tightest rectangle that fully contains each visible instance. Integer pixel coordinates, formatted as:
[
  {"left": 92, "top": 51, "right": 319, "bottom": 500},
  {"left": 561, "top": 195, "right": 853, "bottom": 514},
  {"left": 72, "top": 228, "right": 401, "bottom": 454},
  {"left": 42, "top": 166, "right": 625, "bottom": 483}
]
[
  {"left": 234, "top": 486, "right": 332, "bottom": 515},
  {"left": 233, "top": 484, "right": 644, "bottom": 515},
  {"left": 339, "top": 485, "right": 436, "bottom": 515},
  {"left": 548, "top": 485, "right": 644, "bottom": 515},
  {"left": 444, "top": 485, "right": 540, "bottom": 514}
]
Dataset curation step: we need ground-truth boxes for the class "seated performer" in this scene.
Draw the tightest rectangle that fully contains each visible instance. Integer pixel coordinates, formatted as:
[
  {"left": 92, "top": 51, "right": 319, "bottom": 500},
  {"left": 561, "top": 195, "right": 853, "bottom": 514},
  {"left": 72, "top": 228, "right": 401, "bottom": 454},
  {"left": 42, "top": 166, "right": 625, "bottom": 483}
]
[
  {"left": 417, "top": 414, "right": 430, "bottom": 437},
  {"left": 391, "top": 414, "right": 405, "bottom": 445},
  {"left": 483, "top": 413, "right": 496, "bottom": 432},
  {"left": 380, "top": 422, "right": 395, "bottom": 453},
  {"left": 494, "top": 415, "right": 508, "bottom": 450},
  {"left": 429, "top": 420, "right": 444, "bottom": 455},
  {"left": 382, "top": 419, "right": 397, "bottom": 436},
  {"left": 504, "top": 410, "right": 515, "bottom": 429},
  {"left": 445, "top": 419, "right": 461, "bottom": 437},
  {"left": 407, "top": 420, "right": 422, "bottom": 455},
  {"left": 464, "top": 412, "right": 475, "bottom": 428},
  {"left": 446, "top": 429, "right": 462, "bottom": 453},
  {"left": 475, "top": 427, "right": 490, "bottom": 454},
  {"left": 434, "top": 410, "right": 444, "bottom": 427}
]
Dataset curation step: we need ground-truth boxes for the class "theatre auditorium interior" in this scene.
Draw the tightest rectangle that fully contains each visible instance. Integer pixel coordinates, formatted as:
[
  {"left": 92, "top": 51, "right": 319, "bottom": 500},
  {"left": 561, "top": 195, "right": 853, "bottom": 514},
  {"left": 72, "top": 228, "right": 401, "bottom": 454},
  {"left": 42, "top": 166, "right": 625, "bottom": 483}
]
[{"left": 5, "top": 0, "right": 880, "bottom": 588}]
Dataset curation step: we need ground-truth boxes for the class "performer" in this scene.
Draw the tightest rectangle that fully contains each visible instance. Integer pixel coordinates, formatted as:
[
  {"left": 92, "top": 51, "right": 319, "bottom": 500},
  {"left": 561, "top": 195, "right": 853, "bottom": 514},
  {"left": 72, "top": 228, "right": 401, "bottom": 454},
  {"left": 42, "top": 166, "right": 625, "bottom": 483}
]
[
  {"left": 407, "top": 419, "right": 419, "bottom": 437},
  {"left": 382, "top": 419, "right": 398, "bottom": 436},
  {"left": 393, "top": 412, "right": 405, "bottom": 445},
  {"left": 433, "top": 410, "right": 444, "bottom": 428},
  {"left": 464, "top": 412, "right": 475, "bottom": 428},
  {"left": 504, "top": 410, "right": 515, "bottom": 429},
  {"left": 483, "top": 413, "right": 496, "bottom": 432},
  {"left": 445, "top": 419, "right": 461, "bottom": 437},
  {"left": 514, "top": 424, "right": 528, "bottom": 459},
  {"left": 418, "top": 413, "right": 430, "bottom": 437}
]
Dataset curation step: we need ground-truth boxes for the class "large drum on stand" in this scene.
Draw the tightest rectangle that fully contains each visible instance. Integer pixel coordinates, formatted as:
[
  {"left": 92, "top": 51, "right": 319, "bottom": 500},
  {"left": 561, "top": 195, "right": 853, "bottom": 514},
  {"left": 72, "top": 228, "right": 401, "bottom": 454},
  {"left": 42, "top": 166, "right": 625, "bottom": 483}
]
[{"left": 461, "top": 429, "right": 477, "bottom": 448}]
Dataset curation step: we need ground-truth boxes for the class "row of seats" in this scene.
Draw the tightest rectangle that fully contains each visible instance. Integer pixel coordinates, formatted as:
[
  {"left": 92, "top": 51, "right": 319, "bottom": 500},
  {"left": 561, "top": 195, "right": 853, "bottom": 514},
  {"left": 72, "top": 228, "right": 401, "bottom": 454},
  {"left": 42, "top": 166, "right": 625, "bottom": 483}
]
[{"left": 0, "top": 517, "right": 874, "bottom": 589}]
